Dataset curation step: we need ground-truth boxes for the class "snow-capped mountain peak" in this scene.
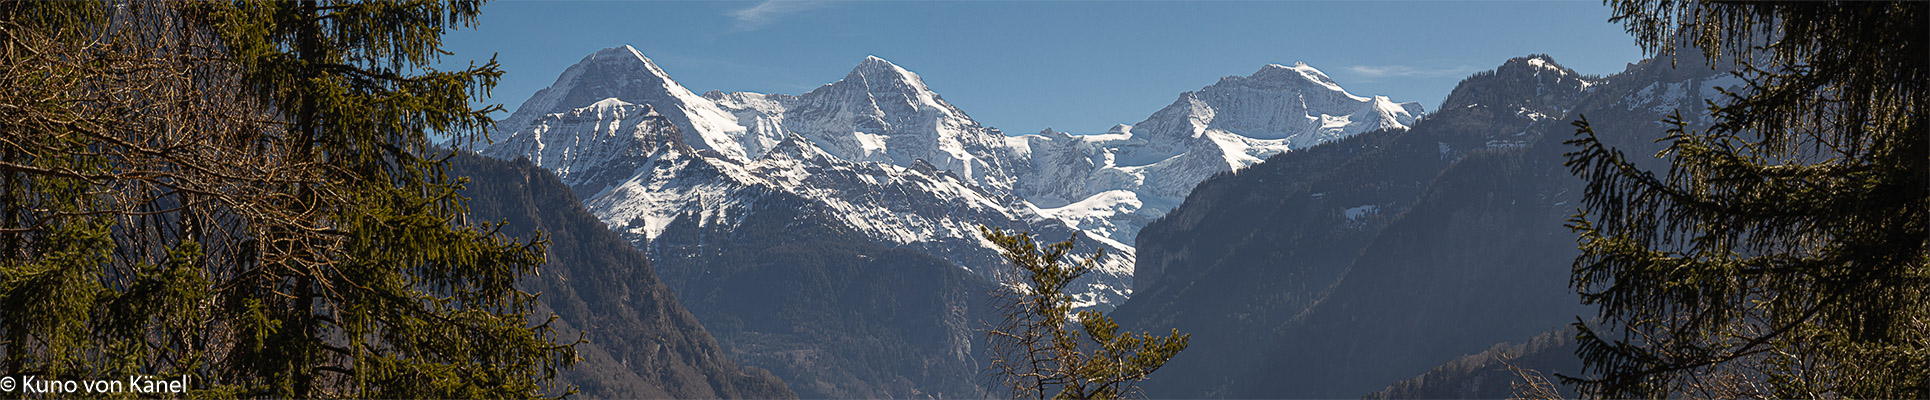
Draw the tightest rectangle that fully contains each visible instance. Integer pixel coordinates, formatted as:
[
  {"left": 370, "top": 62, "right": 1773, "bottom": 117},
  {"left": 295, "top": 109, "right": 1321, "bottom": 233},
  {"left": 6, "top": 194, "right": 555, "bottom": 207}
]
[
  {"left": 1125, "top": 61, "right": 1423, "bottom": 151},
  {"left": 852, "top": 55, "right": 927, "bottom": 83},
  {"left": 495, "top": 45, "right": 754, "bottom": 161},
  {"left": 1246, "top": 62, "right": 1358, "bottom": 99},
  {"left": 1012, "top": 61, "right": 1424, "bottom": 246},
  {"left": 822, "top": 55, "right": 967, "bottom": 121},
  {"left": 852, "top": 56, "right": 928, "bottom": 87},
  {"left": 484, "top": 47, "right": 1429, "bottom": 314},
  {"left": 478, "top": 96, "right": 686, "bottom": 198},
  {"left": 760, "top": 56, "right": 1017, "bottom": 193},
  {"left": 601, "top": 45, "right": 675, "bottom": 81}
]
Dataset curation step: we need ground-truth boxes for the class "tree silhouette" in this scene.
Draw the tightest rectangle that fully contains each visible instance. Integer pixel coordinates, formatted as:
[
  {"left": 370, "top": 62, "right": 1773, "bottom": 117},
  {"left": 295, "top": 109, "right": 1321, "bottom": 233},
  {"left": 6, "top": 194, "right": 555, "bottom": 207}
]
[{"left": 1564, "top": 2, "right": 1927, "bottom": 398}]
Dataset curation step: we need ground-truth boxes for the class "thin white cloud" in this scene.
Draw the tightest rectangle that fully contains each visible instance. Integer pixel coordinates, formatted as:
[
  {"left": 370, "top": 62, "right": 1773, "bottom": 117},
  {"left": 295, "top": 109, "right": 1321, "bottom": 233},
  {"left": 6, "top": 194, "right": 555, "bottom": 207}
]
[
  {"left": 1346, "top": 64, "right": 1483, "bottom": 79},
  {"left": 728, "top": 0, "right": 829, "bottom": 31}
]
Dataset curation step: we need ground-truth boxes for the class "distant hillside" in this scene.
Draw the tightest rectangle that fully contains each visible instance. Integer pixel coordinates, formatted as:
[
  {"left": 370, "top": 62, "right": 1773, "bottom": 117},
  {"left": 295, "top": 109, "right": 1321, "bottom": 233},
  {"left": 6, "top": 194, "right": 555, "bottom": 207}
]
[
  {"left": 1112, "top": 53, "right": 1735, "bottom": 398},
  {"left": 642, "top": 180, "right": 999, "bottom": 399},
  {"left": 451, "top": 154, "right": 796, "bottom": 399},
  {"left": 1367, "top": 328, "right": 1580, "bottom": 400}
]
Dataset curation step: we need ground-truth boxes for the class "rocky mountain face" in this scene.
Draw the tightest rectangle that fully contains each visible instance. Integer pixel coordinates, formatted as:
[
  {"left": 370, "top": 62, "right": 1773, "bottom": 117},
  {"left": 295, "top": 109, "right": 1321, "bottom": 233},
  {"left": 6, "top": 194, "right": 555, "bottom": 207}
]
[
  {"left": 493, "top": 46, "right": 755, "bottom": 162},
  {"left": 1111, "top": 53, "right": 1737, "bottom": 398},
  {"left": 450, "top": 153, "right": 794, "bottom": 399},
  {"left": 475, "top": 45, "right": 1425, "bottom": 397},
  {"left": 476, "top": 92, "right": 1017, "bottom": 398},
  {"left": 473, "top": 47, "right": 1066, "bottom": 398},
  {"left": 713, "top": 55, "right": 1022, "bottom": 193},
  {"left": 483, "top": 47, "right": 1133, "bottom": 312},
  {"left": 479, "top": 44, "right": 1422, "bottom": 310}
]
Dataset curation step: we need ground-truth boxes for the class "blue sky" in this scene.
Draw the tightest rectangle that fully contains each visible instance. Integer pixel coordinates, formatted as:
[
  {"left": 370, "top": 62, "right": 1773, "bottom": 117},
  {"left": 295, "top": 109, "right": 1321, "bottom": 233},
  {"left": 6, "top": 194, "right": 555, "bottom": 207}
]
[{"left": 438, "top": 1, "right": 1647, "bottom": 136}]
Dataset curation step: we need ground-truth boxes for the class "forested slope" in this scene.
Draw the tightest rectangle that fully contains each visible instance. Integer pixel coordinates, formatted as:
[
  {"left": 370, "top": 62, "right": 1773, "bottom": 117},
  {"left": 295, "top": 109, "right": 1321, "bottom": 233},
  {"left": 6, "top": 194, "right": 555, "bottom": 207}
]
[
  {"left": 1114, "top": 53, "right": 1730, "bottom": 398},
  {"left": 453, "top": 154, "right": 797, "bottom": 399}
]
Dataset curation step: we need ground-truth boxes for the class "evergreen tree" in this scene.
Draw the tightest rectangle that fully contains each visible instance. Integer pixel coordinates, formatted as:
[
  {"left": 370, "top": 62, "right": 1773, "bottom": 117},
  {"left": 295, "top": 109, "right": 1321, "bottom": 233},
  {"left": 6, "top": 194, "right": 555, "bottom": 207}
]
[
  {"left": 1563, "top": 2, "right": 1927, "bottom": 398},
  {"left": 981, "top": 226, "right": 1188, "bottom": 399},
  {"left": 0, "top": 1, "right": 575, "bottom": 398}
]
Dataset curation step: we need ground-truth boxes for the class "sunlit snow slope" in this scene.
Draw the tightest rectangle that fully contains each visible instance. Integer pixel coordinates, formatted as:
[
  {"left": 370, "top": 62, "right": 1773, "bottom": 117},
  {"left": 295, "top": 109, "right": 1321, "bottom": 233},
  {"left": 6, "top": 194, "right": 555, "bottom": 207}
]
[{"left": 479, "top": 45, "right": 1421, "bottom": 310}]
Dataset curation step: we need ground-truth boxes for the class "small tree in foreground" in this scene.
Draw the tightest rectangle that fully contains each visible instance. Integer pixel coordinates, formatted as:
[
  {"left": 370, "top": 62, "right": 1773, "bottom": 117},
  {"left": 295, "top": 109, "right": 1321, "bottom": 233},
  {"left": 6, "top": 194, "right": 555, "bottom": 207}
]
[{"left": 980, "top": 226, "right": 1189, "bottom": 400}]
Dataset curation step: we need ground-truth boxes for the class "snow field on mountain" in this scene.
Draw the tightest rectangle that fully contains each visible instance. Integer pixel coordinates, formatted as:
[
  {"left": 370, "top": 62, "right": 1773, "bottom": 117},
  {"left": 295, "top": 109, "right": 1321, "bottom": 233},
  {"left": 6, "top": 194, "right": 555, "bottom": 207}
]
[{"left": 481, "top": 45, "right": 1423, "bottom": 310}]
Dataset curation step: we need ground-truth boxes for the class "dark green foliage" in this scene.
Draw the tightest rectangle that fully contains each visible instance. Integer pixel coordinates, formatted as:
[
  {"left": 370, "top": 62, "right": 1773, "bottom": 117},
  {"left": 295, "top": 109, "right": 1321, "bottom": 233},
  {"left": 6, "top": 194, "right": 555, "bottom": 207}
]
[
  {"left": 1, "top": 3, "right": 165, "bottom": 386},
  {"left": 1, "top": 2, "right": 574, "bottom": 398},
  {"left": 981, "top": 226, "right": 1188, "bottom": 400},
  {"left": 449, "top": 153, "right": 795, "bottom": 399},
  {"left": 1565, "top": 2, "right": 1929, "bottom": 398}
]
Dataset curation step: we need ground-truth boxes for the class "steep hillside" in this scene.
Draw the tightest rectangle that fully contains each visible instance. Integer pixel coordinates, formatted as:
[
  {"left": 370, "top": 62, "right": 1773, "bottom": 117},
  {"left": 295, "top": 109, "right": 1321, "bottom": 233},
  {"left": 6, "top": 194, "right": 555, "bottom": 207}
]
[
  {"left": 1112, "top": 55, "right": 1582, "bottom": 398},
  {"left": 1366, "top": 329, "right": 1581, "bottom": 400},
  {"left": 451, "top": 154, "right": 795, "bottom": 399},
  {"left": 1233, "top": 142, "right": 1583, "bottom": 397},
  {"left": 644, "top": 187, "right": 999, "bottom": 399},
  {"left": 1113, "top": 53, "right": 1735, "bottom": 398}
]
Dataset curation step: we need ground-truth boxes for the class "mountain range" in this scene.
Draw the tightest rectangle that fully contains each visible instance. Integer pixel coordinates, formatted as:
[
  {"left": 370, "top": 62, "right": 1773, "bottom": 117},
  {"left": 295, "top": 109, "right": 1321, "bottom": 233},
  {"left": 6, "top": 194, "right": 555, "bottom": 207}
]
[
  {"left": 468, "top": 45, "right": 1424, "bottom": 398},
  {"left": 462, "top": 43, "right": 1731, "bottom": 398},
  {"left": 475, "top": 45, "right": 1423, "bottom": 312}
]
